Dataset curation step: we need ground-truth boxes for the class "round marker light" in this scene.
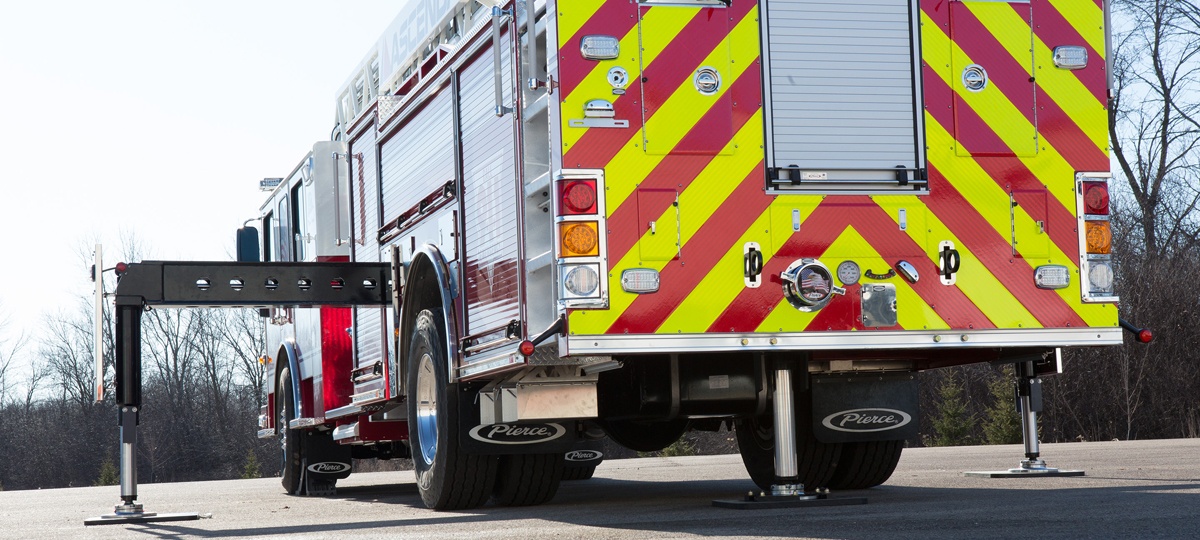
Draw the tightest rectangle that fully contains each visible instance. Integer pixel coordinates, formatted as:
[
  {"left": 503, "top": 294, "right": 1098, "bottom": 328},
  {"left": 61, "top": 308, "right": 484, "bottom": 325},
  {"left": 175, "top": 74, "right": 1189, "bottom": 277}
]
[
  {"left": 115, "top": 262, "right": 128, "bottom": 275},
  {"left": 1087, "top": 262, "right": 1114, "bottom": 293},
  {"left": 1085, "top": 221, "right": 1112, "bottom": 254},
  {"left": 1138, "top": 329, "right": 1154, "bottom": 343},
  {"left": 562, "top": 181, "right": 597, "bottom": 215},
  {"left": 560, "top": 222, "right": 599, "bottom": 257},
  {"left": 519, "top": 340, "right": 536, "bottom": 356},
  {"left": 1083, "top": 181, "right": 1109, "bottom": 215},
  {"left": 564, "top": 265, "right": 600, "bottom": 297}
]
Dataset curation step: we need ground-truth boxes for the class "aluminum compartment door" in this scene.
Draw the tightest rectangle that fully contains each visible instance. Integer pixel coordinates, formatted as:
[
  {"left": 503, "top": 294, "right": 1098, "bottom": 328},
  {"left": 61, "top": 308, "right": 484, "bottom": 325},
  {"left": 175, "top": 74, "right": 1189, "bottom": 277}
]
[
  {"left": 350, "top": 125, "right": 387, "bottom": 396},
  {"left": 949, "top": 0, "right": 1036, "bottom": 157},
  {"left": 761, "top": 0, "right": 923, "bottom": 184},
  {"left": 459, "top": 37, "right": 521, "bottom": 338},
  {"left": 639, "top": 4, "right": 734, "bottom": 156}
]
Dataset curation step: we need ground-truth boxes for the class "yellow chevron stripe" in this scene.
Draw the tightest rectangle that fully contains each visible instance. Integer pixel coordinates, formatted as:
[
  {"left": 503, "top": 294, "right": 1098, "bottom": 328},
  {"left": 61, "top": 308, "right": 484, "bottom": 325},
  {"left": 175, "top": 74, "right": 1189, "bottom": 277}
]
[
  {"left": 605, "top": 12, "right": 760, "bottom": 216},
  {"left": 1046, "top": 0, "right": 1107, "bottom": 56},
  {"left": 965, "top": 3, "right": 1108, "bottom": 156},
  {"left": 560, "top": 27, "right": 644, "bottom": 152},
  {"left": 922, "top": 11, "right": 1079, "bottom": 214},
  {"left": 569, "top": 112, "right": 765, "bottom": 335},
  {"left": 665, "top": 209, "right": 779, "bottom": 333},
  {"left": 556, "top": 0, "right": 608, "bottom": 49},
  {"left": 757, "top": 225, "right": 949, "bottom": 332}
]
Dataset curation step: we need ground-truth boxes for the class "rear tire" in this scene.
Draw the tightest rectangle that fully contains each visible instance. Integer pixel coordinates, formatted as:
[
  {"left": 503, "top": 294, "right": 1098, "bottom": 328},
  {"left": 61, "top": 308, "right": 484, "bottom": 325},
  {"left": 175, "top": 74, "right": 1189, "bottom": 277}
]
[
  {"left": 562, "top": 464, "right": 598, "bottom": 481},
  {"left": 278, "top": 366, "right": 302, "bottom": 495},
  {"left": 407, "top": 308, "right": 496, "bottom": 510},
  {"left": 734, "top": 387, "right": 842, "bottom": 491},
  {"left": 492, "top": 453, "right": 565, "bottom": 506},
  {"left": 826, "top": 440, "right": 904, "bottom": 490}
]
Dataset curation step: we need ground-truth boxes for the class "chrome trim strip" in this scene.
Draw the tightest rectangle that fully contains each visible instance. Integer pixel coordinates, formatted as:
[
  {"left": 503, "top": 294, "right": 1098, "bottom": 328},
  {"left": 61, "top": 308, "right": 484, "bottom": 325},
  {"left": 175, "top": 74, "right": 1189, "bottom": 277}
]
[
  {"left": 256, "top": 429, "right": 276, "bottom": 439},
  {"left": 566, "top": 328, "right": 1123, "bottom": 354}
]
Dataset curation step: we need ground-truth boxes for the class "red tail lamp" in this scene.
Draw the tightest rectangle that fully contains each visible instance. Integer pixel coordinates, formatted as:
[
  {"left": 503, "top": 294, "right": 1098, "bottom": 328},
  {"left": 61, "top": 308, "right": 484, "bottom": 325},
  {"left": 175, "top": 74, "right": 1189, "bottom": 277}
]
[
  {"left": 1137, "top": 329, "right": 1153, "bottom": 343},
  {"left": 518, "top": 340, "right": 536, "bottom": 357},
  {"left": 1083, "top": 181, "right": 1109, "bottom": 215},
  {"left": 560, "top": 180, "right": 598, "bottom": 215}
]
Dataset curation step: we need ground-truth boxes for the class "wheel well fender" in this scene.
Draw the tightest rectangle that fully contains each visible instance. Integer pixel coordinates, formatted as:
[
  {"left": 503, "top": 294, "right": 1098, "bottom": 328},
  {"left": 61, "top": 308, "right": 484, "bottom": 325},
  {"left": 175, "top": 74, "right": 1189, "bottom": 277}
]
[
  {"left": 399, "top": 245, "right": 459, "bottom": 391},
  {"left": 275, "top": 340, "right": 303, "bottom": 419}
]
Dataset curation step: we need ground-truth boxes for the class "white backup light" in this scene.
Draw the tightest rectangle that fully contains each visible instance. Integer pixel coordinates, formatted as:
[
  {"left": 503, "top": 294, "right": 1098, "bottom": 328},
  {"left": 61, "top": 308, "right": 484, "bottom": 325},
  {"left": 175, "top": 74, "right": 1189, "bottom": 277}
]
[
  {"left": 620, "top": 268, "right": 660, "bottom": 294},
  {"left": 564, "top": 265, "right": 600, "bottom": 297},
  {"left": 1034, "top": 265, "right": 1070, "bottom": 289},
  {"left": 1087, "top": 262, "right": 1114, "bottom": 294}
]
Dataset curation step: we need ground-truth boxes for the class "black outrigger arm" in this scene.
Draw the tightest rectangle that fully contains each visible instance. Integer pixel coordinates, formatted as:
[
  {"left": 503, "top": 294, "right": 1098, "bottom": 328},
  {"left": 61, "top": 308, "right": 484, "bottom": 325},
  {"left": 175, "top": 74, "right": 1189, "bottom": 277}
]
[{"left": 87, "top": 261, "right": 391, "bottom": 525}]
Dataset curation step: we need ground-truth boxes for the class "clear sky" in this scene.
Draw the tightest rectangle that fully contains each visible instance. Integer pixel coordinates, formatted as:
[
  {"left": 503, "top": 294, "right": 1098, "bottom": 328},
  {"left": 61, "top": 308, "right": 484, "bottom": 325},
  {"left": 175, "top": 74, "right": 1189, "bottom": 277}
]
[{"left": 0, "top": 1, "right": 402, "bottom": 374}]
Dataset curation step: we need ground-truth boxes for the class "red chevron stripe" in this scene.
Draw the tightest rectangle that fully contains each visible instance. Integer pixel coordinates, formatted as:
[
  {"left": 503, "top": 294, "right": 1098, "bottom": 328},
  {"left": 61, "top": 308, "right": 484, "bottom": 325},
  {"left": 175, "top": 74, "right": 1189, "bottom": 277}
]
[
  {"left": 924, "top": 164, "right": 1088, "bottom": 327},
  {"left": 1023, "top": 0, "right": 1107, "bottom": 104},
  {"left": 708, "top": 199, "right": 994, "bottom": 333},
  {"left": 607, "top": 65, "right": 763, "bottom": 264},
  {"left": 945, "top": 4, "right": 1110, "bottom": 170},
  {"left": 558, "top": 3, "right": 639, "bottom": 99},
  {"left": 607, "top": 163, "right": 769, "bottom": 334},
  {"left": 563, "top": 1, "right": 755, "bottom": 168},
  {"left": 923, "top": 65, "right": 1079, "bottom": 261}
]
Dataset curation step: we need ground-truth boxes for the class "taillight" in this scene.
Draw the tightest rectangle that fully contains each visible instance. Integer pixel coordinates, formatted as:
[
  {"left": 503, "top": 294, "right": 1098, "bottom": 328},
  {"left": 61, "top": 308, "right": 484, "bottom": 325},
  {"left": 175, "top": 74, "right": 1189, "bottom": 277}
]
[
  {"left": 556, "top": 171, "right": 608, "bottom": 308},
  {"left": 1077, "top": 173, "right": 1118, "bottom": 302},
  {"left": 1082, "top": 181, "right": 1109, "bottom": 215},
  {"left": 560, "top": 180, "right": 598, "bottom": 215}
]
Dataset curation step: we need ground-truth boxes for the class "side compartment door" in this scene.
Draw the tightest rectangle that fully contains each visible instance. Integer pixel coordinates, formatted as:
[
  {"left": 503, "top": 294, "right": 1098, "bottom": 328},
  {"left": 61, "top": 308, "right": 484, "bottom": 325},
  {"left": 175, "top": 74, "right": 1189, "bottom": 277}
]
[
  {"left": 350, "top": 122, "right": 388, "bottom": 401},
  {"left": 458, "top": 30, "right": 523, "bottom": 366}
]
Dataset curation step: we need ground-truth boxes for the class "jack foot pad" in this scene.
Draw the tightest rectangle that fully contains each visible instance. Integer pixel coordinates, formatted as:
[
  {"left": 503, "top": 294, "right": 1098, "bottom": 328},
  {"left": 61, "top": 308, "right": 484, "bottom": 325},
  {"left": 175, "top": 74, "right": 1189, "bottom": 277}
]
[
  {"left": 85, "top": 511, "right": 200, "bottom": 526},
  {"left": 964, "top": 464, "right": 1085, "bottom": 478},
  {"left": 713, "top": 491, "right": 868, "bottom": 510}
]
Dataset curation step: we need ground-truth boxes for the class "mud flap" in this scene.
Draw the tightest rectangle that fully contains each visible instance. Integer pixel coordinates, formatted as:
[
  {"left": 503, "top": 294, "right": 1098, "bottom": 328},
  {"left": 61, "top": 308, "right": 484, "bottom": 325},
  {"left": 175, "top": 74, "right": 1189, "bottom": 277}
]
[
  {"left": 457, "top": 386, "right": 595, "bottom": 456},
  {"left": 301, "top": 429, "right": 352, "bottom": 496},
  {"left": 563, "top": 440, "right": 605, "bottom": 469},
  {"left": 811, "top": 374, "right": 919, "bottom": 443}
]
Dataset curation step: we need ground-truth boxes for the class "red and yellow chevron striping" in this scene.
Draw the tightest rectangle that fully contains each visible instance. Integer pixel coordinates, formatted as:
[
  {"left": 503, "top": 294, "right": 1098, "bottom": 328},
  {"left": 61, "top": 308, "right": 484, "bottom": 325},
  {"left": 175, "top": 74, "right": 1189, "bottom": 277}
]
[{"left": 555, "top": 0, "right": 1117, "bottom": 341}]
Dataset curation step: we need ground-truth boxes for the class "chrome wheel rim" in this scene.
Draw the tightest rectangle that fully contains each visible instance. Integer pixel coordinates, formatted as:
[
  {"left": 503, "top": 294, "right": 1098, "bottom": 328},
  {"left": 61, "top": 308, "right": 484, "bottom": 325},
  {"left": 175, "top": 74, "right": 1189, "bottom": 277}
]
[
  {"left": 415, "top": 352, "right": 438, "bottom": 466},
  {"left": 278, "top": 387, "right": 288, "bottom": 459}
]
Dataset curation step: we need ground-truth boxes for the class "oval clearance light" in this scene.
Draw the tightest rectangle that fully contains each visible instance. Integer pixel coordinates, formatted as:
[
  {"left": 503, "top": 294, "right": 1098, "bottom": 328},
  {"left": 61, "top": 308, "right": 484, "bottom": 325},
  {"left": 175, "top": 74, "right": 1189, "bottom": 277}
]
[
  {"left": 1034, "top": 265, "right": 1071, "bottom": 289},
  {"left": 1053, "top": 46, "right": 1088, "bottom": 70},
  {"left": 560, "top": 222, "right": 599, "bottom": 257},
  {"left": 621, "top": 268, "right": 660, "bottom": 294},
  {"left": 1085, "top": 220, "right": 1112, "bottom": 254},
  {"left": 580, "top": 35, "right": 620, "bottom": 61}
]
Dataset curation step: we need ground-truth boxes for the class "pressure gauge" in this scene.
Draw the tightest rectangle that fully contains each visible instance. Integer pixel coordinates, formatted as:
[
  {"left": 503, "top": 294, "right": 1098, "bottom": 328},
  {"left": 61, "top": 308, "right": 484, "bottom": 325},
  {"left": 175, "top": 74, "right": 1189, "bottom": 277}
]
[{"left": 837, "top": 260, "right": 860, "bottom": 286}]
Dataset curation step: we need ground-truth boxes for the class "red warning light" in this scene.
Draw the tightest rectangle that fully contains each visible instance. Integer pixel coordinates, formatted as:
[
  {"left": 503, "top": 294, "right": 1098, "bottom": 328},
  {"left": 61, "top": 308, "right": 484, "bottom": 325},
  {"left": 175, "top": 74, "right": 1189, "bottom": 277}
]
[
  {"left": 518, "top": 340, "right": 536, "bottom": 357},
  {"left": 1138, "top": 329, "right": 1153, "bottom": 343},
  {"left": 115, "top": 262, "right": 129, "bottom": 275}
]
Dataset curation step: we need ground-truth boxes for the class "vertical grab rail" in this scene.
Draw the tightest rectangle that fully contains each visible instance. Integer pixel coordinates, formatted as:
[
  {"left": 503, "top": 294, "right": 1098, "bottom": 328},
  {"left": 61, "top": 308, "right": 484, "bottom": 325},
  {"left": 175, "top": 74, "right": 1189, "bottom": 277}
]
[
  {"left": 332, "top": 152, "right": 351, "bottom": 246},
  {"left": 493, "top": 6, "right": 513, "bottom": 117},
  {"left": 526, "top": 0, "right": 542, "bottom": 91}
]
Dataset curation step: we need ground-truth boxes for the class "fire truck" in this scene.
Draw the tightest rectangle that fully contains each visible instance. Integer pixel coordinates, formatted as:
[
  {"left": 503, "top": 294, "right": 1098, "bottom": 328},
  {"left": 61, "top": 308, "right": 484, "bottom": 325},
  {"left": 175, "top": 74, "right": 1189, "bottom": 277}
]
[{"left": 244, "top": 0, "right": 1126, "bottom": 510}]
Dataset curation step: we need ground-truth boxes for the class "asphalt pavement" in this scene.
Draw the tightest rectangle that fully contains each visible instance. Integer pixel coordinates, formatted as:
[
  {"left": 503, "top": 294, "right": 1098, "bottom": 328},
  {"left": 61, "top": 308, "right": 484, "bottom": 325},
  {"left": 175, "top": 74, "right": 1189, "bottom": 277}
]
[{"left": 2, "top": 438, "right": 1198, "bottom": 539}]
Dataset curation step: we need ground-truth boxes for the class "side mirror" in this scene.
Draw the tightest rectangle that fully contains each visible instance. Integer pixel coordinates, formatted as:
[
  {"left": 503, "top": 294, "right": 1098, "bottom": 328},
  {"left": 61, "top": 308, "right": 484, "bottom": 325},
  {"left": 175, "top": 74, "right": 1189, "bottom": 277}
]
[{"left": 237, "top": 226, "right": 261, "bottom": 262}]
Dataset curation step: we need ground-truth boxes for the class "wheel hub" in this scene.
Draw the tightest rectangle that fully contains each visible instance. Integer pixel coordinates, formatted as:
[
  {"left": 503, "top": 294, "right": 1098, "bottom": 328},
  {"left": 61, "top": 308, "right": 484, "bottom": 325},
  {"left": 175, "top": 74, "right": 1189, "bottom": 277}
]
[{"left": 415, "top": 352, "right": 439, "bottom": 466}]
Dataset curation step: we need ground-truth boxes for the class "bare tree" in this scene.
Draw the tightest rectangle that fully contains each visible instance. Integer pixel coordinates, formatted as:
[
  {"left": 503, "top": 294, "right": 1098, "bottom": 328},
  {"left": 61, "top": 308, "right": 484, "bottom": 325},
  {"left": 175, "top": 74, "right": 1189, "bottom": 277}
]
[
  {"left": 0, "top": 306, "right": 27, "bottom": 406},
  {"left": 1109, "top": 0, "right": 1200, "bottom": 258}
]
